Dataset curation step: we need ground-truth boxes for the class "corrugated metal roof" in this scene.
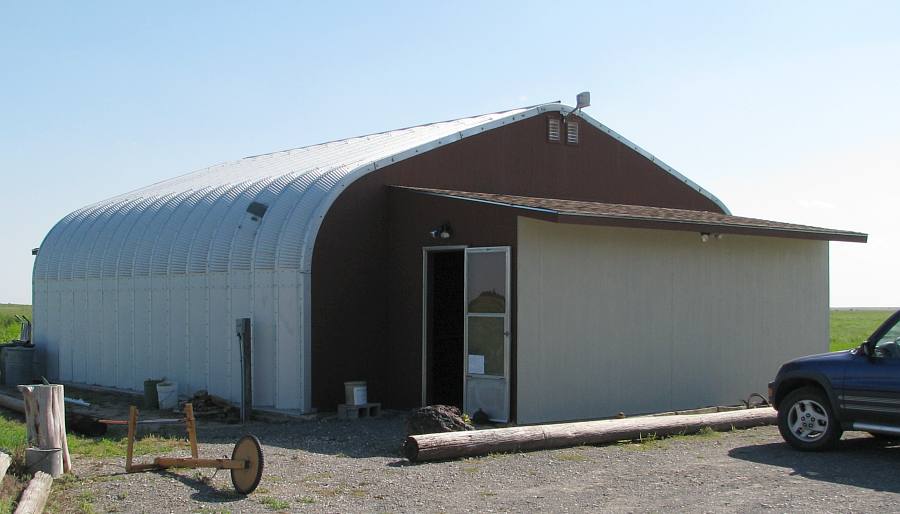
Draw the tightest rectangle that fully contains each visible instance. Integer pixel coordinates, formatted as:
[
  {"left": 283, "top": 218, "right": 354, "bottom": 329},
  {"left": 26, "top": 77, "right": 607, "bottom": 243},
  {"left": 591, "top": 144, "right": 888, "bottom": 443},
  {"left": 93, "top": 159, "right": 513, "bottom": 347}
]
[
  {"left": 396, "top": 187, "right": 868, "bottom": 243},
  {"left": 34, "top": 103, "right": 731, "bottom": 280}
]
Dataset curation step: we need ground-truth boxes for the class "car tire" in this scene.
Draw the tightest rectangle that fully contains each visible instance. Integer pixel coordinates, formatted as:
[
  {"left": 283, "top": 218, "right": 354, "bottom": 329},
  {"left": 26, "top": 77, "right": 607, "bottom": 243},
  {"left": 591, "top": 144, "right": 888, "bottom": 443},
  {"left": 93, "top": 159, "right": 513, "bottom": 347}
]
[{"left": 777, "top": 386, "right": 842, "bottom": 451}]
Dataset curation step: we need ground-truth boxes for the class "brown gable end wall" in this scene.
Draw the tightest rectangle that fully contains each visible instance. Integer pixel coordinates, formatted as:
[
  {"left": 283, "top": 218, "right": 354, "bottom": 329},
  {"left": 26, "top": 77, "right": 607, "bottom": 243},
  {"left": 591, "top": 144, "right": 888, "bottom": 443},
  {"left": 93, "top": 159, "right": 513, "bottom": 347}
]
[{"left": 310, "top": 113, "right": 723, "bottom": 411}]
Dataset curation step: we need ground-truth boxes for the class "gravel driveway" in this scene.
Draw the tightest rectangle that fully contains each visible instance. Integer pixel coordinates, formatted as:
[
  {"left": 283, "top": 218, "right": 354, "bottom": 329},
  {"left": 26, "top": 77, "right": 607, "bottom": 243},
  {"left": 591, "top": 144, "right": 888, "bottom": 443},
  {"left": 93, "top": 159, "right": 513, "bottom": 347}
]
[{"left": 53, "top": 411, "right": 900, "bottom": 513}]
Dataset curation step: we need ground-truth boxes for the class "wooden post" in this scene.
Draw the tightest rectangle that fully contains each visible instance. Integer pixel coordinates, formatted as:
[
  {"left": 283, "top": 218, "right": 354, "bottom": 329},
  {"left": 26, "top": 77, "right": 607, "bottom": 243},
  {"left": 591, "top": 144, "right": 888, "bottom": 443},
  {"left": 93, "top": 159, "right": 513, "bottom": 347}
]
[
  {"left": 0, "top": 452, "right": 10, "bottom": 483},
  {"left": 14, "top": 471, "right": 52, "bottom": 514},
  {"left": 18, "top": 384, "right": 71, "bottom": 473},
  {"left": 405, "top": 407, "right": 777, "bottom": 462},
  {"left": 236, "top": 318, "right": 252, "bottom": 423},
  {"left": 184, "top": 403, "right": 199, "bottom": 459},
  {"left": 125, "top": 406, "right": 137, "bottom": 473}
]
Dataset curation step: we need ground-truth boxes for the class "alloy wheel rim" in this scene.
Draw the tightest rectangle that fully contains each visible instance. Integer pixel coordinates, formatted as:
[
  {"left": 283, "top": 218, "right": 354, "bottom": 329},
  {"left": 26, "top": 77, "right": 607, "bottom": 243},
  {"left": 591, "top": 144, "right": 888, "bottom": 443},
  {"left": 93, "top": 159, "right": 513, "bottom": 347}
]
[{"left": 787, "top": 399, "right": 829, "bottom": 441}]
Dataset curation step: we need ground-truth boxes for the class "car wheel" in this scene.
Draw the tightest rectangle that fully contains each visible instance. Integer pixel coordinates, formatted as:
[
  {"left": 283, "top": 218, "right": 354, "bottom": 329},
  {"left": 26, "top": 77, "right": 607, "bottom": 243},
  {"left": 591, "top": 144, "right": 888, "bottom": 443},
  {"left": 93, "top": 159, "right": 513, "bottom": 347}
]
[{"left": 777, "top": 386, "right": 842, "bottom": 451}]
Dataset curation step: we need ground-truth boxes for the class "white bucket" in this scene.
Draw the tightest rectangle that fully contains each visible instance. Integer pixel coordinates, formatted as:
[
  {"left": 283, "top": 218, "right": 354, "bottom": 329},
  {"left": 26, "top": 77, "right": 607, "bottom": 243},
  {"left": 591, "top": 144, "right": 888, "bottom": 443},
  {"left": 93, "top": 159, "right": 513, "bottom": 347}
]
[
  {"left": 344, "top": 381, "right": 367, "bottom": 405},
  {"left": 156, "top": 382, "right": 179, "bottom": 410},
  {"left": 25, "top": 447, "right": 62, "bottom": 478}
]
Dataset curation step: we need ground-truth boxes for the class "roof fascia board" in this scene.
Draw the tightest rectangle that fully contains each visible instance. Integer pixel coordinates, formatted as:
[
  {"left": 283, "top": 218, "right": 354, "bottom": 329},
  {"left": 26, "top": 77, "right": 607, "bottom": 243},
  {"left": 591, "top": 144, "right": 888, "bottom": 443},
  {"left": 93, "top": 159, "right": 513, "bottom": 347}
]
[{"left": 552, "top": 212, "right": 868, "bottom": 243}]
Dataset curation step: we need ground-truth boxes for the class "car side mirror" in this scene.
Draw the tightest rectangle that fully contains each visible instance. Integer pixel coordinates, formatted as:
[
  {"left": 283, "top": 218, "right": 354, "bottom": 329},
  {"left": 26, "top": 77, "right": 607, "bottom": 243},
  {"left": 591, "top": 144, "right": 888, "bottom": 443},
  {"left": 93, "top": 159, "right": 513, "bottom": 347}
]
[{"left": 858, "top": 341, "right": 870, "bottom": 356}]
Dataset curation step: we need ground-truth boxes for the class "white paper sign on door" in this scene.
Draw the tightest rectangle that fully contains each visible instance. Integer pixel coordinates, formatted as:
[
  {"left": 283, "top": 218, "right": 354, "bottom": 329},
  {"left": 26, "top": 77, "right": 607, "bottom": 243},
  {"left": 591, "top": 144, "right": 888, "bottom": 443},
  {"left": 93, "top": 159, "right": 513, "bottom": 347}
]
[{"left": 468, "top": 354, "right": 485, "bottom": 375}]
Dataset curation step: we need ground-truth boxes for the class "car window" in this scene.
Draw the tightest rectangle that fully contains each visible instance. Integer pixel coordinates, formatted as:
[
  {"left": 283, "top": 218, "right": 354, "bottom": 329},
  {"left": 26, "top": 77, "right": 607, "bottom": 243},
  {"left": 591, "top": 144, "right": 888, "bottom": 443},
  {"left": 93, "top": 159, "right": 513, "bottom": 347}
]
[{"left": 874, "top": 318, "right": 900, "bottom": 358}]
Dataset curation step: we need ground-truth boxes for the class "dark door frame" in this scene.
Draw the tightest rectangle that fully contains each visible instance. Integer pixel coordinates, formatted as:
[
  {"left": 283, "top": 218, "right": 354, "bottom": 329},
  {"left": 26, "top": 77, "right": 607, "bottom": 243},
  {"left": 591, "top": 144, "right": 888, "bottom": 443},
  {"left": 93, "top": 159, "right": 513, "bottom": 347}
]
[{"left": 421, "top": 245, "right": 467, "bottom": 407}]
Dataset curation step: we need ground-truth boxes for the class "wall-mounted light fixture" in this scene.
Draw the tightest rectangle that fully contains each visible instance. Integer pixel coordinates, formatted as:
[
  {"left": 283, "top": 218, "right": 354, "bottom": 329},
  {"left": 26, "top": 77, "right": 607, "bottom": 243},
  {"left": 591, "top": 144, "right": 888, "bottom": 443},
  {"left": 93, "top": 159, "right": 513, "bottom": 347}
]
[
  {"left": 430, "top": 224, "right": 453, "bottom": 240},
  {"left": 700, "top": 232, "right": 723, "bottom": 243}
]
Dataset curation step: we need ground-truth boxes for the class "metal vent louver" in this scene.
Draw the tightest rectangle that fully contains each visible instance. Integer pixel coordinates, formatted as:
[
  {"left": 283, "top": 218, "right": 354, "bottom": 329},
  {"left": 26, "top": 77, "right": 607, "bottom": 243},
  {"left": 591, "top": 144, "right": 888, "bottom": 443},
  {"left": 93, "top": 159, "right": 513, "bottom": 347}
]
[
  {"left": 566, "top": 121, "right": 579, "bottom": 144},
  {"left": 548, "top": 118, "right": 561, "bottom": 142}
]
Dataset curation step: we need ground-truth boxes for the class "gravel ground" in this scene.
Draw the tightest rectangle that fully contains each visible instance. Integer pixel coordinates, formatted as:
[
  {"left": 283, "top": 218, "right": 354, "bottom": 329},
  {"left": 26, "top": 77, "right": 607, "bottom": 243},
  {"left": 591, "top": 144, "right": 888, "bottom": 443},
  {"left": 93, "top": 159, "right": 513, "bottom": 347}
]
[{"left": 52, "top": 412, "right": 900, "bottom": 513}]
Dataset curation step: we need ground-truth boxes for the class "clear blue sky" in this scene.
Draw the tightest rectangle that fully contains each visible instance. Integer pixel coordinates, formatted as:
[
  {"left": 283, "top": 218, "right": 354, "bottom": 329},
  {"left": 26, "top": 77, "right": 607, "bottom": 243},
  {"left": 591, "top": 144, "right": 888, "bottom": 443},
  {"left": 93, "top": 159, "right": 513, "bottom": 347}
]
[{"left": 2, "top": 1, "right": 898, "bottom": 306}]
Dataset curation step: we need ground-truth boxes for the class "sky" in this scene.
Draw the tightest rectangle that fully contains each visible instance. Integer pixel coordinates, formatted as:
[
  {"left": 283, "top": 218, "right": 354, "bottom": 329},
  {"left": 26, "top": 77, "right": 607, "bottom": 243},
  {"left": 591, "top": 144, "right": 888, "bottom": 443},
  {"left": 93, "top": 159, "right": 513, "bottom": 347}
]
[{"left": 1, "top": 1, "right": 898, "bottom": 307}]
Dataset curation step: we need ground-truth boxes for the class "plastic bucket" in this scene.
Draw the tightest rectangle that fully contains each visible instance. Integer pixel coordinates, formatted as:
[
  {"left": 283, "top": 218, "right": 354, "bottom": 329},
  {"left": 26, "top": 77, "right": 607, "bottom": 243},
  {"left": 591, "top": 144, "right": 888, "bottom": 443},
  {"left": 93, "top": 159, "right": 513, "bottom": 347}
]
[
  {"left": 156, "top": 382, "right": 179, "bottom": 410},
  {"left": 143, "top": 379, "right": 163, "bottom": 409},
  {"left": 25, "top": 447, "right": 62, "bottom": 478},
  {"left": 344, "top": 381, "right": 367, "bottom": 405}
]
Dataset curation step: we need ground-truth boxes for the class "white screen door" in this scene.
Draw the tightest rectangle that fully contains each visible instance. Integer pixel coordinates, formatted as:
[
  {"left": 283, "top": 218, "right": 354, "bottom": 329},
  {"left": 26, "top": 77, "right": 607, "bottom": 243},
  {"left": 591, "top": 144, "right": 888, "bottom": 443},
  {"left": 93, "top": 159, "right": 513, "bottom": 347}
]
[{"left": 464, "top": 246, "right": 510, "bottom": 422}]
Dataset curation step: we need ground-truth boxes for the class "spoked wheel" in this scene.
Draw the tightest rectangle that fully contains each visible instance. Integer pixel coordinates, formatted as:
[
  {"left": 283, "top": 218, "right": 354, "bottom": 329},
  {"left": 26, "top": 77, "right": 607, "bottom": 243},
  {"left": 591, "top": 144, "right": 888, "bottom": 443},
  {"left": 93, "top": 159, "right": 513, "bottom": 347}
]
[
  {"left": 231, "top": 435, "right": 264, "bottom": 494},
  {"left": 777, "top": 387, "right": 841, "bottom": 451}
]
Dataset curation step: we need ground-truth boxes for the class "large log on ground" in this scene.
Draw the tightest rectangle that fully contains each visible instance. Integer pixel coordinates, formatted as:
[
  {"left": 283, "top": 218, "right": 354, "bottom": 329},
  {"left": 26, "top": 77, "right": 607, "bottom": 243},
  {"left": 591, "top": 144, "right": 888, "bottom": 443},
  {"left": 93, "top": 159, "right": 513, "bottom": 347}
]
[
  {"left": 405, "top": 407, "right": 776, "bottom": 462},
  {"left": 18, "top": 385, "right": 72, "bottom": 473},
  {"left": 14, "top": 471, "right": 52, "bottom": 514}
]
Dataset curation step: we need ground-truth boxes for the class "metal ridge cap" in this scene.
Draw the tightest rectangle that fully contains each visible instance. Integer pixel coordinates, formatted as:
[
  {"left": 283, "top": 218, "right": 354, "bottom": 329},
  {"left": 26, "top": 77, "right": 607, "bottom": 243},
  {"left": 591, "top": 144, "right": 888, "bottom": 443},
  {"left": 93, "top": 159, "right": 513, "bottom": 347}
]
[{"left": 242, "top": 102, "right": 558, "bottom": 161}]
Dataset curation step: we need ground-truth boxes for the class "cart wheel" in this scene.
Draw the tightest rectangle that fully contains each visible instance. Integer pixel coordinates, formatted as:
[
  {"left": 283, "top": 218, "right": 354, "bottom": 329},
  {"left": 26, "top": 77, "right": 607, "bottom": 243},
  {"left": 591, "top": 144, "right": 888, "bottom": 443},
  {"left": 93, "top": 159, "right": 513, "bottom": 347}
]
[{"left": 230, "top": 434, "right": 264, "bottom": 495}]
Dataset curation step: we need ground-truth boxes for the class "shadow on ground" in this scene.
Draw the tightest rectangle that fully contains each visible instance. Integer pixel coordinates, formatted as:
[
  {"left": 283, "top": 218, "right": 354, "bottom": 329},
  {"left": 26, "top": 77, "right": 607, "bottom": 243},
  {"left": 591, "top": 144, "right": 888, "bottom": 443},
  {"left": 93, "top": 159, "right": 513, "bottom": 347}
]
[
  {"left": 158, "top": 470, "right": 248, "bottom": 503},
  {"left": 729, "top": 435, "right": 900, "bottom": 493}
]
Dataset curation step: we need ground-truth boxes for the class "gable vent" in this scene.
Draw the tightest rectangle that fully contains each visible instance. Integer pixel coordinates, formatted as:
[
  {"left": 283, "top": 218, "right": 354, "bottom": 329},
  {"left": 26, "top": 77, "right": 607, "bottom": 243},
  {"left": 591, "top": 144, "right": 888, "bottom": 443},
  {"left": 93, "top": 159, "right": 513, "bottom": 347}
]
[
  {"left": 566, "top": 121, "right": 579, "bottom": 145},
  {"left": 547, "top": 118, "right": 561, "bottom": 142}
]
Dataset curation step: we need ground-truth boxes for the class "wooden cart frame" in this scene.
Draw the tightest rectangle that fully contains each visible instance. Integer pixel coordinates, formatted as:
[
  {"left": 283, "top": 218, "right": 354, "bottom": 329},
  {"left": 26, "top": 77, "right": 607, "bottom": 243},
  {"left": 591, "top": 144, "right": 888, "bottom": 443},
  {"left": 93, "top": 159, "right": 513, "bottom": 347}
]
[{"left": 101, "top": 403, "right": 264, "bottom": 494}]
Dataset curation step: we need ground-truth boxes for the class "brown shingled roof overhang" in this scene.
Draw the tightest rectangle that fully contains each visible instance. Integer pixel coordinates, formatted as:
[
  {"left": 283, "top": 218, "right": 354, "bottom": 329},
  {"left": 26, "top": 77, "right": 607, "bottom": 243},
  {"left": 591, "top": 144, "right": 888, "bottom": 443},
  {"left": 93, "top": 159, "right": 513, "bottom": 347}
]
[{"left": 392, "top": 186, "right": 868, "bottom": 243}]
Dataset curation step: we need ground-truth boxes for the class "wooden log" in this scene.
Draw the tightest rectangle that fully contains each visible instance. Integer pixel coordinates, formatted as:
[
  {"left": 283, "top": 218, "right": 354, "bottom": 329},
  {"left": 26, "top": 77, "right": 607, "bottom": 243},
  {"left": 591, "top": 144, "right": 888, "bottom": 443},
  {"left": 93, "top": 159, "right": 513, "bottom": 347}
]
[
  {"left": 14, "top": 471, "right": 52, "bottom": 514},
  {"left": 0, "top": 393, "right": 25, "bottom": 413},
  {"left": 0, "top": 452, "right": 10, "bottom": 483},
  {"left": 18, "top": 385, "right": 71, "bottom": 473},
  {"left": 405, "top": 407, "right": 777, "bottom": 462}
]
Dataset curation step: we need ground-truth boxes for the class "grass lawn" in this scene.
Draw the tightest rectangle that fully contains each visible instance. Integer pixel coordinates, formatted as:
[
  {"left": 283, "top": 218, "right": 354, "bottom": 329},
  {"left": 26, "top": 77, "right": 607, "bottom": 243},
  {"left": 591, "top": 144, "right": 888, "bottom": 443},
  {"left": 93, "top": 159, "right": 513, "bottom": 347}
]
[
  {"left": 830, "top": 309, "right": 895, "bottom": 352},
  {"left": 0, "top": 411, "right": 189, "bottom": 460},
  {"left": 0, "top": 305, "right": 31, "bottom": 343}
]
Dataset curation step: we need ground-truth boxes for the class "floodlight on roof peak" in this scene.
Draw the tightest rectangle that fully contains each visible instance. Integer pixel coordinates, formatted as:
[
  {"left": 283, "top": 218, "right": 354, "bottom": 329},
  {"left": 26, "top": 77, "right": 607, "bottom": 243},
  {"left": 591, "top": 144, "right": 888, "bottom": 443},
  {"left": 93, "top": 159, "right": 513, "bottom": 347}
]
[{"left": 564, "top": 91, "right": 591, "bottom": 120}]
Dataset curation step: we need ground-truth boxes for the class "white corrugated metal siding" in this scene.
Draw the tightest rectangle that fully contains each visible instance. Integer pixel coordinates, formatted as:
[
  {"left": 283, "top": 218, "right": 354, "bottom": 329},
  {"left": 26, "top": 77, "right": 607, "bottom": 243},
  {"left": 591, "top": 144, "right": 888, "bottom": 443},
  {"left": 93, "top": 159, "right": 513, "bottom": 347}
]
[{"left": 32, "top": 103, "right": 729, "bottom": 412}]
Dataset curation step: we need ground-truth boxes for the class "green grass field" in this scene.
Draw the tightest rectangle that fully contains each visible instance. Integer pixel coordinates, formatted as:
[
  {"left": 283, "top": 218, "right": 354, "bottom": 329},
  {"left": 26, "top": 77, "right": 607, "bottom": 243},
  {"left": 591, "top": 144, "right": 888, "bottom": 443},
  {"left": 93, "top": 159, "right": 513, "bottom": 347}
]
[
  {"left": 830, "top": 309, "right": 895, "bottom": 352},
  {"left": 0, "top": 305, "right": 31, "bottom": 343}
]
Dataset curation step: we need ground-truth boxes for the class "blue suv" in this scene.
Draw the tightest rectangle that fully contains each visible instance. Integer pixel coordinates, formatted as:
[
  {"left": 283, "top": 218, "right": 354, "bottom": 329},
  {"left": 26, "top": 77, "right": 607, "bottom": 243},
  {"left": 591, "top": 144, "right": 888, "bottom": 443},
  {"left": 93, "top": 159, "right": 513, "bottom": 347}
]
[{"left": 769, "top": 309, "right": 900, "bottom": 450}]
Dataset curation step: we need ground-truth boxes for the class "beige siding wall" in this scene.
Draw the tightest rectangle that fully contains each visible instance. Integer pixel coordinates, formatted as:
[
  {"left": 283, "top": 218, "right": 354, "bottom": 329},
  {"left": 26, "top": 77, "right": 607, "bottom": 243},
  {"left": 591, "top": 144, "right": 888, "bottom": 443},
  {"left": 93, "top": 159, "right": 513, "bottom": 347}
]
[{"left": 516, "top": 217, "right": 829, "bottom": 424}]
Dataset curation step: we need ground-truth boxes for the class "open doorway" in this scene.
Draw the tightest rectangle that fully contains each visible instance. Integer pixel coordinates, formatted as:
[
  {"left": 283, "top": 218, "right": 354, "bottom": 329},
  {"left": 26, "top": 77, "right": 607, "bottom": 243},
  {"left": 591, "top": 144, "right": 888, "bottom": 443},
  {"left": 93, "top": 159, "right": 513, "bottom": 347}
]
[{"left": 423, "top": 248, "right": 465, "bottom": 408}]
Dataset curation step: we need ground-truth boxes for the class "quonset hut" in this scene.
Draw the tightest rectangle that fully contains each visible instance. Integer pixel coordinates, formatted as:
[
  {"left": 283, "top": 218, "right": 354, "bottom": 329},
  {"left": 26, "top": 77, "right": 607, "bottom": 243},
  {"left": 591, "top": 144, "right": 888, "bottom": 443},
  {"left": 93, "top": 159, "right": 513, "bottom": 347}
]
[{"left": 33, "top": 102, "right": 866, "bottom": 423}]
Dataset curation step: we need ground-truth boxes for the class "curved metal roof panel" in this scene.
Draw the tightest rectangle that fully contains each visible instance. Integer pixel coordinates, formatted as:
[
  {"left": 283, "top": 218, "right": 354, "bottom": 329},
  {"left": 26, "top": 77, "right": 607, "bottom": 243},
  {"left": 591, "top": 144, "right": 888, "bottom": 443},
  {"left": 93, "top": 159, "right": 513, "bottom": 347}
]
[{"left": 34, "top": 103, "right": 729, "bottom": 280}]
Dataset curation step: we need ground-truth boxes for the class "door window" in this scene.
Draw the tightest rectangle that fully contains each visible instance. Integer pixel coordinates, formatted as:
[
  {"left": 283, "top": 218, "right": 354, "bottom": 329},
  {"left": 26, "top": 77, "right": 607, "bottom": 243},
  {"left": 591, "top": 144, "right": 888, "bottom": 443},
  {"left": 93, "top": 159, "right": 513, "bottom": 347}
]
[
  {"left": 464, "top": 247, "right": 510, "bottom": 422},
  {"left": 874, "top": 318, "right": 900, "bottom": 358}
]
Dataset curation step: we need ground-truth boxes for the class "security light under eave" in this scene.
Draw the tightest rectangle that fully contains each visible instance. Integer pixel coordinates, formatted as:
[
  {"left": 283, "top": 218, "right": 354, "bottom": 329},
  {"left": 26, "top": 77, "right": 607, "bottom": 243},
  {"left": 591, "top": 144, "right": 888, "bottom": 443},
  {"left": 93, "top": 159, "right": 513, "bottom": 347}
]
[{"left": 430, "top": 224, "right": 453, "bottom": 240}]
